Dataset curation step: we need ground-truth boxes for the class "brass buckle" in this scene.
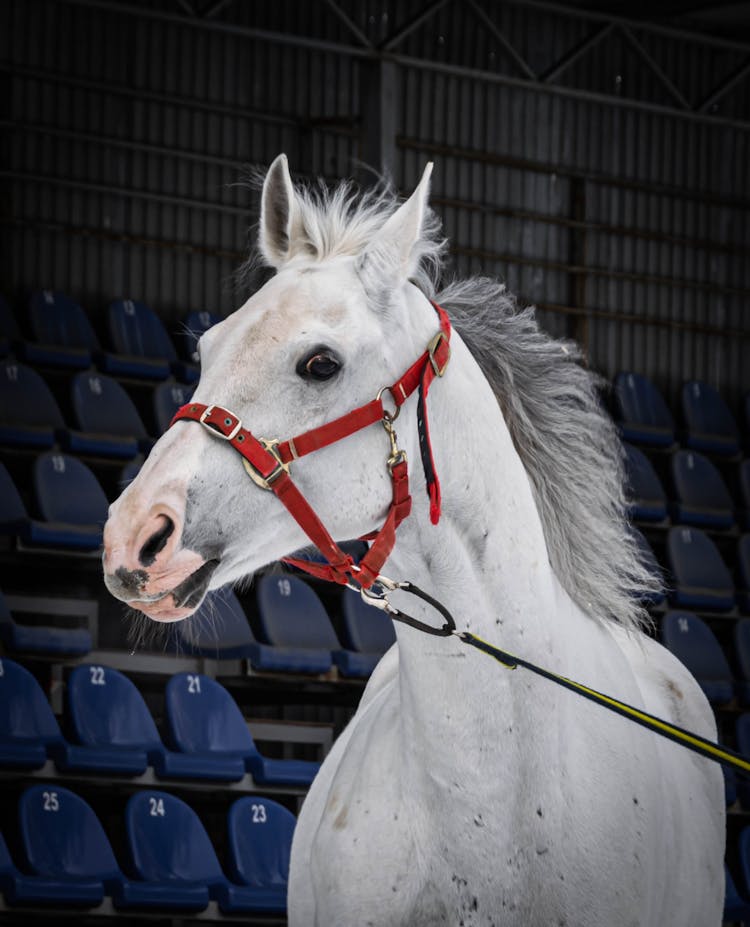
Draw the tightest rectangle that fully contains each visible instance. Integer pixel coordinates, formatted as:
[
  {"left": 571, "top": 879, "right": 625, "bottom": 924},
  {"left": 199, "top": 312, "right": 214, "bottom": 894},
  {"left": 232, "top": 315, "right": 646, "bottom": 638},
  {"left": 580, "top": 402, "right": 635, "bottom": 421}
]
[
  {"left": 199, "top": 405, "right": 242, "bottom": 441},
  {"left": 241, "top": 438, "right": 289, "bottom": 491},
  {"left": 427, "top": 331, "right": 450, "bottom": 377}
]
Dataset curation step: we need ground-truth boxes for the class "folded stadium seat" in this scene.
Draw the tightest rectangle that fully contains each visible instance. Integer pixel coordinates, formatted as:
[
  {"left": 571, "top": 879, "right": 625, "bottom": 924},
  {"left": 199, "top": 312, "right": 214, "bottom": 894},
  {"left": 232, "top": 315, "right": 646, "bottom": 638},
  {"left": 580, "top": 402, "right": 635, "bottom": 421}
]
[
  {"left": 28, "top": 452, "right": 107, "bottom": 550},
  {"left": 666, "top": 526, "right": 735, "bottom": 611},
  {"left": 741, "top": 459, "right": 750, "bottom": 531},
  {"left": 738, "top": 534, "right": 750, "bottom": 614},
  {"left": 669, "top": 449, "right": 735, "bottom": 530},
  {"left": 333, "top": 588, "right": 396, "bottom": 678},
  {"left": 165, "top": 672, "right": 320, "bottom": 786},
  {"left": 220, "top": 796, "right": 295, "bottom": 914},
  {"left": 0, "top": 656, "right": 64, "bottom": 768},
  {"left": 622, "top": 443, "right": 668, "bottom": 522},
  {"left": 176, "top": 590, "right": 256, "bottom": 660},
  {"left": 22, "top": 290, "right": 97, "bottom": 370},
  {"left": 0, "top": 295, "right": 21, "bottom": 357},
  {"left": 0, "top": 360, "right": 66, "bottom": 448},
  {"left": 254, "top": 574, "right": 338, "bottom": 674},
  {"left": 126, "top": 791, "right": 251, "bottom": 912},
  {"left": 660, "top": 611, "right": 733, "bottom": 706},
  {"left": 18, "top": 784, "right": 209, "bottom": 912},
  {"left": 725, "top": 861, "right": 750, "bottom": 923},
  {"left": 734, "top": 619, "right": 750, "bottom": 706},
  {"left": 681, "top": 380, "right": 740, "bottom": 458},
  {"left": 152, "top": 380, "right": 194, "bottom": 435},
  {"left": 612, "top": 371, "right": 676, "bottom": 449},
  {"left": 179, "top": 309, "right": 220, "bottom": 365},
  {"left": 103, "top": 298, "right": 196, "bottom": 382},
  {"left": 60, "top": 371, "right": 151, "bottom": 459},
  {"left": 630, "top": 527, "right": 665, "bottom": 607},
  {"left": 0, "top": 588, "right": 91, "bottom": 656}
]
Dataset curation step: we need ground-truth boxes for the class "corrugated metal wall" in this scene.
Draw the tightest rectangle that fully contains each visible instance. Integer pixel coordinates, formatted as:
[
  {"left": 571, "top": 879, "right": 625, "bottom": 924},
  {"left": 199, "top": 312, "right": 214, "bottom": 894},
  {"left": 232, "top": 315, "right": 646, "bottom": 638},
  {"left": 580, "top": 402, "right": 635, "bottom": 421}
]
[{"left": 2, "top": 0, "right": 749, "bottom": 405}]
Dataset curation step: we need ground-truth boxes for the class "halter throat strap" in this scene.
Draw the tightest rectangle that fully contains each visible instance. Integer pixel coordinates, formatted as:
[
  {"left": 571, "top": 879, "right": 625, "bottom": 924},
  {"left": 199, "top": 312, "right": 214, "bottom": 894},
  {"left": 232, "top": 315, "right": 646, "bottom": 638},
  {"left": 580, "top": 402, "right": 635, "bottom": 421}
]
[{"left": 169, "top": 302, "right": 451, "bottom": 589}]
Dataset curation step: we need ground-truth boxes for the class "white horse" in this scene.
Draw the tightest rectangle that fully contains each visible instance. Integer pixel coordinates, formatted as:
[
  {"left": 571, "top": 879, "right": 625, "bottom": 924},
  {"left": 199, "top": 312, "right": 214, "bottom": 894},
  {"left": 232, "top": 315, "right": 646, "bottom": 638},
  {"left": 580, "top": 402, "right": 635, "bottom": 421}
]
[{"left": 103, "top": 155, "right": 725, "bottom": 926}]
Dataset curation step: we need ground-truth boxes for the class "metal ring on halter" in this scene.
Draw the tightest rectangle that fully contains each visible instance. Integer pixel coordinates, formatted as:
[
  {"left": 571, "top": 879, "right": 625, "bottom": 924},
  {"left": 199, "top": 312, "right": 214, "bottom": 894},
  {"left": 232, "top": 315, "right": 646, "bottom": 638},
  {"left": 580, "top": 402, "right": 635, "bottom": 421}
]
[
  {"left": 376, "top": 386, "right": 400, "bottom": 423},
  {"left": 360, "top": 579, "right": 456, "bottom": 637}
]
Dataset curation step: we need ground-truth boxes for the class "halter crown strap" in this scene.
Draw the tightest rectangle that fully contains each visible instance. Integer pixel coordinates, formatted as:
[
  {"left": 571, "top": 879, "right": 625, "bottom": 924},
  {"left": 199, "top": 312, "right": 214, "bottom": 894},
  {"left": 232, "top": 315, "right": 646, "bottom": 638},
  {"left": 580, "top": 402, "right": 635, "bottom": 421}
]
[{"left": 169, "top": 302, "right": 451, "bottom": 589}]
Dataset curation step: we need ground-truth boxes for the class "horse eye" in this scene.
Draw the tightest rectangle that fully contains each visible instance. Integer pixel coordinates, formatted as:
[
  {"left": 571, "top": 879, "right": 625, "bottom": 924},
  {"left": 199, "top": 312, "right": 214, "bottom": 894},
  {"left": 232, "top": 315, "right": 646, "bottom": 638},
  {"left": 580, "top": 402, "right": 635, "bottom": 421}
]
[{"left": 298, "top": 351, "right": 341, "bottom": 382}]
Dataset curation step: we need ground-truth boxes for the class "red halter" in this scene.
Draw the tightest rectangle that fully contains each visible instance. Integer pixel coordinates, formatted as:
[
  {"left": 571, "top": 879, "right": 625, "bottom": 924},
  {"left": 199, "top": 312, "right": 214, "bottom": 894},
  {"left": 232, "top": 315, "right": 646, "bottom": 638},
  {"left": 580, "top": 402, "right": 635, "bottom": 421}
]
[{"left": 169, "top": 302, "right": 451, "bottom": 590}]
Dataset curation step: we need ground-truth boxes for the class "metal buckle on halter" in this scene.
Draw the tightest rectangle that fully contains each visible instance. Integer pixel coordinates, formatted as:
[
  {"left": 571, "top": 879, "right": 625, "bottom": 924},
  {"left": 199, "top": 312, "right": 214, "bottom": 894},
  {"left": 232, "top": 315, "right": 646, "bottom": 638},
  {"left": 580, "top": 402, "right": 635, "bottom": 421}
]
[
  {"left": 427, "top": 330, "right": 450, "bottom": 377},
  {"left": 241, "top": 438, "right": 289, "bottom": 491},
  {"left": 199, "top": 405, "right": 242, "bottom": 441}
]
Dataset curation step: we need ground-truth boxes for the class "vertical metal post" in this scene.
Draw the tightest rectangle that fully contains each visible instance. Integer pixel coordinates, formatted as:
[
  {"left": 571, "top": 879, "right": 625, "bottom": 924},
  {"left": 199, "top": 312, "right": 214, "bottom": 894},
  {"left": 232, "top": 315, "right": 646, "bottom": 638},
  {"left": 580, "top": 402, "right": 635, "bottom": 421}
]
[{"left": 359, "top": 57, "right": 398, "bottom": 184}]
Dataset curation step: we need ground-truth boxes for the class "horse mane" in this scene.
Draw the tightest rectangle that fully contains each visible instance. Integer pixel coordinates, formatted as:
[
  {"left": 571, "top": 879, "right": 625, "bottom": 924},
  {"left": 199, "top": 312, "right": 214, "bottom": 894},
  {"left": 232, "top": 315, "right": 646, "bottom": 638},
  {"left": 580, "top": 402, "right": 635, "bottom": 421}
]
[{"left": 246, "top": 174, "right": 660, "bottom": 631}]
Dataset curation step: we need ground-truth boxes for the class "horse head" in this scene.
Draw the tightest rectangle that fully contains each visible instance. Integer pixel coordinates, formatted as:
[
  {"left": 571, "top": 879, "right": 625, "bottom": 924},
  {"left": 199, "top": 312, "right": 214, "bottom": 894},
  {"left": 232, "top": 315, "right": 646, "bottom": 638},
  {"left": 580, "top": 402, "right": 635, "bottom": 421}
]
[{"left": 102, "top": 155, "right": 439, "bottom": 622}]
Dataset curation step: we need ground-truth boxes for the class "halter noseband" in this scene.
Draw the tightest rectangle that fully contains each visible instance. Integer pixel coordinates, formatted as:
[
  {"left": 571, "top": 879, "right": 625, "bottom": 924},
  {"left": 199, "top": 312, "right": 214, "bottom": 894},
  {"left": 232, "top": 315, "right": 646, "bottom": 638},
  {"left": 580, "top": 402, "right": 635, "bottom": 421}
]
[{"left": 169, "top": 302, "right": 451, "bottom": 590}]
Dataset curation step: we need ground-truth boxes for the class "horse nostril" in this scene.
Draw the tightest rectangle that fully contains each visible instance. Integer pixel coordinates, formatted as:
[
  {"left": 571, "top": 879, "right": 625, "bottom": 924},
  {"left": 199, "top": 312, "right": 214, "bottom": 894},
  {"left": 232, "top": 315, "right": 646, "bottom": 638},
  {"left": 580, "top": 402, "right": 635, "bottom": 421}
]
[{"left": 138, "top": 515, "right": 175, "bottom": 567}]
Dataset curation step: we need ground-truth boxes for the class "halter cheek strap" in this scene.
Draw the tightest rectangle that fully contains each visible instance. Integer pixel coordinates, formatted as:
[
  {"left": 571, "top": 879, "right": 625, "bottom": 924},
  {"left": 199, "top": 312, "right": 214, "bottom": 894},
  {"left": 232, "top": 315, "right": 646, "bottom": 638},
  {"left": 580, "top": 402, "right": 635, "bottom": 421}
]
[{"left": 169, "top": 302, "right": 451, "bottom": 590}]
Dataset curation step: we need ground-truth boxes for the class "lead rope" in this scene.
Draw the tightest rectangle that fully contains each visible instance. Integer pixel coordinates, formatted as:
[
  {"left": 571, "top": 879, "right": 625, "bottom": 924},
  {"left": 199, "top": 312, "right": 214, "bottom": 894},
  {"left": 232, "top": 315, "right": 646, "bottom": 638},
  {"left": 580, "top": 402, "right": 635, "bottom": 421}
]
[{"left": 364, "top": 577, "right": 750, "bottom": 779}]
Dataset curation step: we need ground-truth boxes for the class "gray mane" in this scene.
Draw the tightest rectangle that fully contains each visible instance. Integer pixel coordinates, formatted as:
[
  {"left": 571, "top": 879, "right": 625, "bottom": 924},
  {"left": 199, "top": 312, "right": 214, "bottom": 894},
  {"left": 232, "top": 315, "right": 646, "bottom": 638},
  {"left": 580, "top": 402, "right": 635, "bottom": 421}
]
[{"left": 247, "top": 175, "right": 659, "bottom": 631}]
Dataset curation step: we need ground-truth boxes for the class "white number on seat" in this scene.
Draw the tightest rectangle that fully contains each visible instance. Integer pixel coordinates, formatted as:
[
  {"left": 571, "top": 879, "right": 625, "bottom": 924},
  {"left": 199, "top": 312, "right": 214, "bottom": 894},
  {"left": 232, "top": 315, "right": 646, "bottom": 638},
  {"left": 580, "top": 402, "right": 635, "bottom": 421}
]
[
  {"left": 678, "top": 617, "right": 690, "bottom": 633},
  {"left": 187, "top": 674, "right": 201, "bottom": 694},
  {"left": 278, "top": 578, "right": 291, "bottom": 597},
  {"left": 0, "top": 660, "right": 4, "bottom": 677},
  {"left": 88, "top": 376, "right": 102, "bottom": 395},
  {"left": 43, "top": 791, "right": 59, "bottom": 812},
  {"left": 52, "top": 455, "right": 66, "bottom": 473},
  {"left": 251, "top": 803, "right": 267, "bottom": 823},
  {"left": 89, "top": 666, "right": 106, "bottom": 685},
  {"left": 149, "top": 797, "right": 166, "bottom": 817},
  {"left": 5, "top": 365, "right": 18, "bottom": 382}
]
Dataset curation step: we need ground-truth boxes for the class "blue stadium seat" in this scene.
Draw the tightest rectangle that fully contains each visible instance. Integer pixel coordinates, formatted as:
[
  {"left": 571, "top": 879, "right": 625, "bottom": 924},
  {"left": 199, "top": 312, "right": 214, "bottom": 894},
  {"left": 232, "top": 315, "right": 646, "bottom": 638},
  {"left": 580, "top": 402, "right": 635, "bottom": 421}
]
[
  {"left": 102, "top": 299, "right": 175, "bottom": 381},
  {"left": 741, "top": 459, "right": 750, "bottom": 531},
  {"left": 669, "top": 449, "right": 734, "bottom": 529},
  {"left": 165, "top": 672, "right": 320, "bottom": 786},
  {"left": 666, "top": 526, "right": 735, "bottom": 611},
  {"left": 738, "top": 534, "right": 750, "bottom": 614},
  {"left": 630, "top": 527, "right": 665, "bottom": 607},
  {"left": 62, "top": 371, "right": 150, "bottom": 458},
  {"left": 221, "top": 796, "right": 295, "bottom": 913},
  {"left": 0, "top": 588, "right": 92, "bottom": 656},
  {"left": 0, "top": 656, "right": 64, "bottom": 768},
  {"left": 681, "top": 380, "right": 740, "bottom": 458},
  {"left": 333, "top": 588, "right": 396, "bottom": 678},
  {"left": 612, "top": 371, "right": 675, "bottom": 448},
  {"left": 23, "top": 290, "right": 98, "bottom": 369},
  {"left": 124, "top": 791, "right": 227, "bottom": 911},
  {"left": 152, "top": 380, "right": 193, "bottom": 434},
  {"left": 622, "top": 443, "right": 668, "bottom": 522},
  {"left": 29, "top": 452, "right": 107, "bottom": 550},
  {"left": 0, "top": 361, "right": 66, "bottom": 448},
  {"left": 177, "top": 590, "right": 256, "bottom": 660},
  {"left": 255, "top": 574, "right": 338, "bottom": 674},
  {"left": 660, "top": 611, "right": 733, "bottom": 706},
  {"left": 725, "top": 862, "right": 750, "bottom": 923},
  {"left": 179, "top": 309, "right": 220, "bottom": 364}
]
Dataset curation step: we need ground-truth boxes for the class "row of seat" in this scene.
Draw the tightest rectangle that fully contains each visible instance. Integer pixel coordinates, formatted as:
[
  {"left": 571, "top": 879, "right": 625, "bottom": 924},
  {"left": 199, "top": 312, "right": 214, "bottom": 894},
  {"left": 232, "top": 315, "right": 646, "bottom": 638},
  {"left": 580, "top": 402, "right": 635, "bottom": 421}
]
[
  {"left": 0, "top": 784, "right": 292, "bottom": 913},
  {"left": 1, "top": 360, "right": 193, "bottom": 458},
  {"left": 625, "top": 443, "right": 750, "bottom": 531},
  {"left": 0, "top": 655, "right": 319, "bottom": 784},
  {"left": 613, "top": 370, "right": 749, "bottom": 458},
  {"left": 1, "top": 290, "right": 220, "bottom": 382}
]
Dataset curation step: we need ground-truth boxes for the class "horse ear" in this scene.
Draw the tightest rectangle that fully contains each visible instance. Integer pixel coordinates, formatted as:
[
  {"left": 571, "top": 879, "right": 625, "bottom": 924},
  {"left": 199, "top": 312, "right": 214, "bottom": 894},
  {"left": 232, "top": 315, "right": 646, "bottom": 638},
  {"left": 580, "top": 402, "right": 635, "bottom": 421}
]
[
  {"left": 259, "top": 154, "right": 303, "bottom": 268},
  {"left": 359, "top": 162, "right": 434, "bottom": 284}
]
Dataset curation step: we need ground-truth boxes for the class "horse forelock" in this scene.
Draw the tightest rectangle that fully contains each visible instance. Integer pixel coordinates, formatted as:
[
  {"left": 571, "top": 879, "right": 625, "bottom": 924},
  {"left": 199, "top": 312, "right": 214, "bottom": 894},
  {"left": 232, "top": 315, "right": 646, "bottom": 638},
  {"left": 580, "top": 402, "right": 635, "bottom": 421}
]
[{"left": 239, "top": 172, "right": 659, "bottom": 631}]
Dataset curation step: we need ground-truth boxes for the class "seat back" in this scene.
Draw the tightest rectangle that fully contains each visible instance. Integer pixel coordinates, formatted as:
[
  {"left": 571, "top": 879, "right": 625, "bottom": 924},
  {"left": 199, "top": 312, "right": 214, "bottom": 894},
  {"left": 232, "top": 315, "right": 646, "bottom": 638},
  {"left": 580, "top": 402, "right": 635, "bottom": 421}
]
[
  {"left": 0, "top": 463, "right": 28, "bottom": 527},
  {"left": 0, "top": 361, "right": 65, "bottom": 429},
  {"left": 666, "top": 526, "right": 734, "bottom": 605},
  {"left": 622, "top": 443, "right": 667, "bottom": 520},
  {"left": 629, "top": 527, "right": 665, "bottom": 605},
  {"left": 227, "top": 796, "right": 295, "bottom": 888},
  {"left": 179, "top": 591, "right": 255, "bottom": 655},
  {"left": 19, "top": 784, "right": 120, "bottom": 880},
  {"left": 153, "top": 381, "right": 193, "bottom": 434},
  {"left": 613, "top": 372, "right": 674, "bottom": 433},
  {"left": 108, "top": 299, "right": 177, "bottom": 362},
  {"left": 28, "top": 291, "right": 100, "bottom": 350},
  {"left": 671, "top": 449, "right": 733, "bottom": 517},
  {"left": 165, "top": 673, "right": 257, "bottom": 756},
  {"left": 256, "top": 575, "right": 339, "bottom": 650},
  {"left": 682, "top": 380, "right": 739, "bottom": 444},
  {"left": 125, "top": 790, "right": 224, "bottom": 883},
  {"left": 0, "top": 655, "right": 63, "bottom": 744},
  {"left": 181, "top": 310, "right": 220, "bottom": 363},
  {"left": 661, "top": 611, "right": 732, "bottom": 683},
  {"left": 66, "top": 664, "right": 162, "bottom": 750},
  {"left": 71, "top": 371, "right": 148, "bottom": 439},
  {"left": 340, "top": 588, "right": 396, "bottom": 654},
  {"left": 33, "top": 452, "right": 109, "bottom": 526}
]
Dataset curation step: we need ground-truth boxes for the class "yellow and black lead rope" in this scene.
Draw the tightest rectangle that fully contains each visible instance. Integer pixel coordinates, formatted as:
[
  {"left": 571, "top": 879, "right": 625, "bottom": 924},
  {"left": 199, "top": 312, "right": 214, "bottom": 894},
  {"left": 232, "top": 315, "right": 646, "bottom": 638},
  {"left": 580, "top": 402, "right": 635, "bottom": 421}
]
[{"left": 457, "top": 631, "right": 750, "bottom": 779}]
